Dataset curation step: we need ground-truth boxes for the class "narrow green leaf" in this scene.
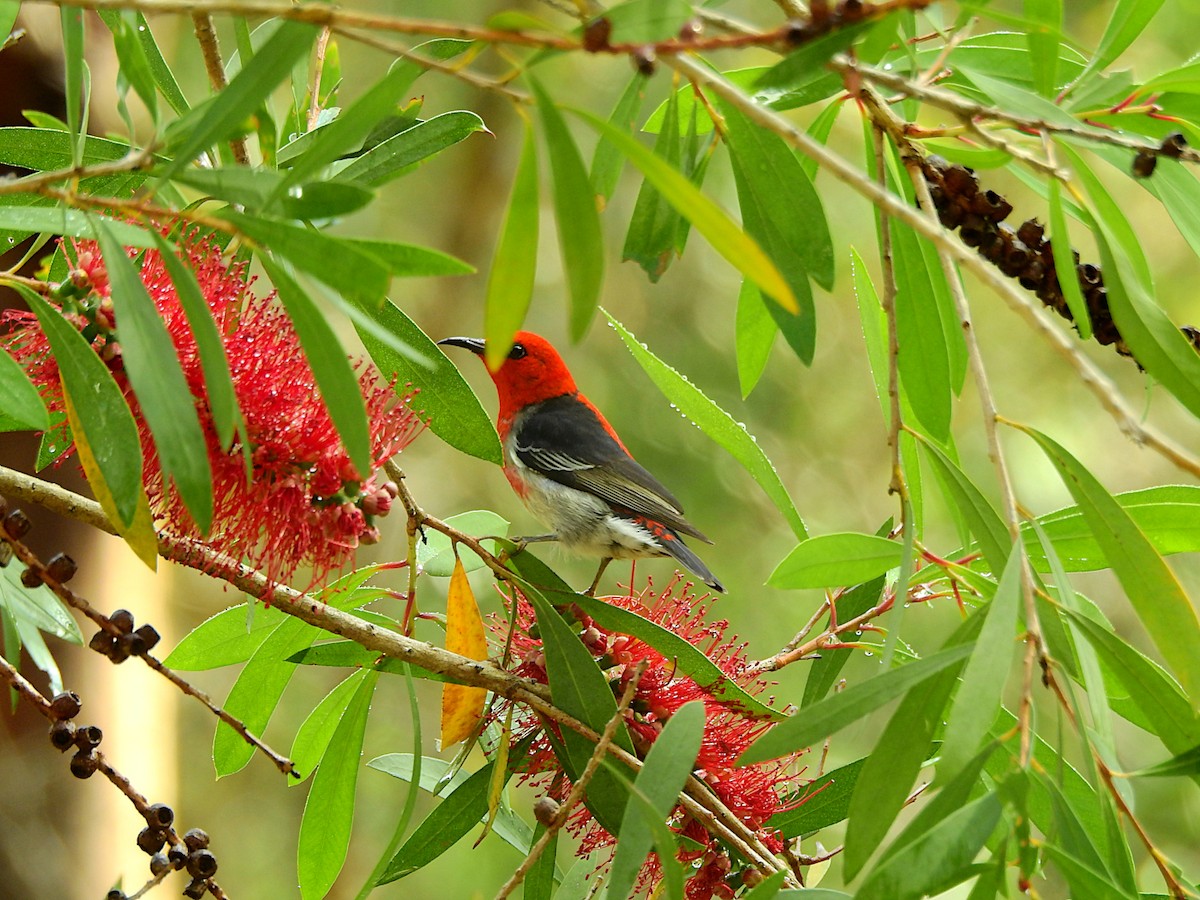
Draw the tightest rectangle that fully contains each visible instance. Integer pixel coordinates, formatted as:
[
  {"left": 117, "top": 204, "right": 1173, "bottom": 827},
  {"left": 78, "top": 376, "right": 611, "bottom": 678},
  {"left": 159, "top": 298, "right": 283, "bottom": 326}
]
[
  {"left": 1025, "top": 0, "right": 1062, "bottom": 95},
  {"left": 525, "top": 824, "right": 557, "bottom": 900},
  {"left": 1058, "top": 606, "right": 1200, "bottom": 755},
  {"left": 802, "top": 578, "right": 886, "bottom": 707},
  {"left": 356, "top": 300, "right": 501, "bottom": 464},
  {"left": 336, "top": 111, "right": 487, "bottom": 186},
  {"left": 290, "top": 672, "right": 367, "bottom": 784},
  {"left": 416, "top": 510, "right": 509, "bottom": 576},
  {"left": 604, "top": 0, "right": 693, "bottom": 43},
  {"left": 96, "top": 222, "right": 213, "bottom": 532},
  {"left": 98, "top": 11, "right": 188, "bottom": 115},
  {"left": 0, "top": 348, "right": 48, "bottom": 432},
  {"left": 735, "top": 280, "right": 775, "bottom": 397},
  {"left": 937, "top": 544, "right": 1022, "bottom": 783},
  {"left": 531, "top": 78, "right": 605, "bottom": 341},
  {"left": 738, "top": 643, "right": 973, "bottom": 765},
  {"left": 608, "top": 701, "right": 704, "bottom": 900},
  {"left": 1070, "top": 0, "right": 1165, "bottom": 90},
  {"left": 607, "top": 312, "right": 807, "bottom": 540},
  {"left": 914, "top": 435, "right": 1008, "bottom": 571},
  {"left": 105, "top": 10, "right": 159, "bottom": 122},
  {"left": 148, "top": 231, "right": 243, "bottom": 450},
  {"left": 0, "top": 562, "right": 83, "bottom": 644},
  {"left": 258, "top": 254, "right": 371, "bottom": 479},
  {"left": 377, "top": 762, "right": 497, "bottom": 883},
  {"left": 769, "top": 532, "right": 902, "bottom": 589},
  {"left": 857, "top": 793, "right": 1002, "bottom": 900},
  {"left": 1042, "top": 845, "right": 1134, "bottom": 900},
  {"left": 0, "top": 207, "right": 156, "bottom": 247},
  {"left": 163, "top": 603, "right": 282, "bottom": 670},
  {"left": 756, "top": 21, "right": 874, "bottom": 92},
  {"left": 590, "top": 73, "right": 648, "bottom": 206},
  {"left": 60, "top": 7, "right": 85, "bottom": 165},
  {"left": 526, "top": 585, "right": 632, "bottom": 834},
  {"left": 298, "top": 670, "right": 378, "bottom": 900},
  {"left": 573, "top": 108, "right": 796, "bottom": 313},
  {"left": 17, "top": 287, "right": 144, "bottom": 528},
  {"left": 1047, "top": 177, "right": 1092, "bottom": 338},
  {"left": 160, "top": 21, "right": 316, "bottom": 181},
  {"left": 484, "top": 121, "right": 539, "bottom": 370},
  {"left": 1126, "top": 742, "right": 1200, "bottom": 778},
  {"left": 768, "top": 757, "right": 866, "bottom": 837},
  {"left": 622, "top": 84, "right": 683, "bottom": 282},
  {"left": 568, "top": 592, "right": 784, "bottom": 722},
  {"left": 0, "top": 3, "right": 19, "bottom": 42},
  {"left": 1025, "top": 427, "right": 1200, "bottom": 702}
]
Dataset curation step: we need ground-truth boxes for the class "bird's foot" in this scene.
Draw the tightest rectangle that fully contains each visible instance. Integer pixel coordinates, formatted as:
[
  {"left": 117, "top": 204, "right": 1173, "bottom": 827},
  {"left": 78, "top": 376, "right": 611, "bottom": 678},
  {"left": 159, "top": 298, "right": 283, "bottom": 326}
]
[
  {"left": 585, "top": 558, "right": 613, "bottom": 596},
  {"left": 506, "top": 533, "right": 559, "bottom": 554}
]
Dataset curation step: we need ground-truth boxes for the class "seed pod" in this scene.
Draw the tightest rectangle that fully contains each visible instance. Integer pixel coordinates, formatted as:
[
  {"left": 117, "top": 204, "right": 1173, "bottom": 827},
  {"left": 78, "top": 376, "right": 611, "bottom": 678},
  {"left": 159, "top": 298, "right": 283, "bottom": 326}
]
[
  {"left": 44, "top": 553, "right": 78, "bottom": 583},
  {"left": 182, "top": 877, "right": 208, "bottom": 899},
  {"left": 49, "top": 691, "right": 82, "bottom": 721},
  {"left": 109, "top": 609, "right": 135, "bottom": 633},
  {"left": 186, "top": 849, "right": 218, "bottom": 879},
  {"left": 137, "top": 827, "right": 166, "bottom": 855},
  {"left": 70, "top": 750, "right": 99, "bottom": 779},
  {"left": 74, "top": 724, "right": 103, "bottom": 751},
  {"left": 149, "top": 852, "right": 171, "bottom": 876},
  {"left": 183, "top": 828, "right": 210, "bottom": 851},
  {"left": 1132, "top": 149, "right": 1157, "bottom": 178},
  {"left": 3, "top": 509, "right": 31, "bottom": 538},
  {"left": 134, "top": 624, "right": 161, "bottom": 652},
  {"left": 146, "top": 803, "right": 175, "bottom": 830},
  {"left": 533, "top": 796, "right": 560, "bottom": 827},
  {"left": 19, "top": 568, "right": 44, "bottom": 589},
  {"left": 49, "top": 720, "right": 76, "bottom": 751}
]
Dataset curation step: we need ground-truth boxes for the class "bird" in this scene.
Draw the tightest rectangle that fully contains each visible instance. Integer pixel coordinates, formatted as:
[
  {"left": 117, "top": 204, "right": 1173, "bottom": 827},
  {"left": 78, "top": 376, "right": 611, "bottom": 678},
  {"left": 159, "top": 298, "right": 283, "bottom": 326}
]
[{"left": 438, "top": 331, "right": 724, "bottom": 595}]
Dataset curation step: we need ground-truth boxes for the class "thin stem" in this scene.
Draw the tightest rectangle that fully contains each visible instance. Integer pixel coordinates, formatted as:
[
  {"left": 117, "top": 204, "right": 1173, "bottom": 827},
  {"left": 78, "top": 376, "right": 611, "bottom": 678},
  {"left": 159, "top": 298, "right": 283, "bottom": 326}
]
[{"left": 191, "top": 12, "right": 249, "bottom": 164}]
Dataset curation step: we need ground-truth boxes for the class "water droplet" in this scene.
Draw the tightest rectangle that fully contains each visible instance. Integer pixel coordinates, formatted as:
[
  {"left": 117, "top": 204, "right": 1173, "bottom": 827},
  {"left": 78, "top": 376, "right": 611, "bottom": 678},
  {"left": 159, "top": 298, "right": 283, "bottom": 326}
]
[
  {"left": 287, "top": 185, "right": 304, "bottom": 199},
  {"left": 864, "top": 651, "right": 873, "bottom": 657},
  {"left": 854, "top": 629, "right": 862, "bottom": 636}
]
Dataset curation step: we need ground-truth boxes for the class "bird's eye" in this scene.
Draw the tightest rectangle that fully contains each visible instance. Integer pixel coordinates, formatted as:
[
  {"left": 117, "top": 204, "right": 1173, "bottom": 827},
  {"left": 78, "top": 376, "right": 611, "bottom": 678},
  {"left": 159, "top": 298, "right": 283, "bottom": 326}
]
[{"left": 508, "top": 343, "right": 527, "bottom": 360}]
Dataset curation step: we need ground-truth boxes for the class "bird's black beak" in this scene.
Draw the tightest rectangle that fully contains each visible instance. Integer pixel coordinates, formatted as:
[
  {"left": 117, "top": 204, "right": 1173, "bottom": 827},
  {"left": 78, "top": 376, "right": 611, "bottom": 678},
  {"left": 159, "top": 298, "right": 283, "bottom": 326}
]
[{"left": 437, "top": 336, "right": 485, "bottom": 356}]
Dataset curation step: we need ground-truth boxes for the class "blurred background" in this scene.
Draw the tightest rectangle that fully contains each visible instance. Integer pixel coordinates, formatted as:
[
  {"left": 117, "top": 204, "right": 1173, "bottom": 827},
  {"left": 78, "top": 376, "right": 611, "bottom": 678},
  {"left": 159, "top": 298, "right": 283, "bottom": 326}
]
[{"left": 3, "top": 1, "right": 1200, "bottom": 896}]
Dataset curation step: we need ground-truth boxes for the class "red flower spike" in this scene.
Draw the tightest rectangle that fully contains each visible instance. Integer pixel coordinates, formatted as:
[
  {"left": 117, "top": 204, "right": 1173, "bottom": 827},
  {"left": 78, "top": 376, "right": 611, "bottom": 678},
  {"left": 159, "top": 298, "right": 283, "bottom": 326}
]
[
  {"left": 2, "top": 234, "right": 424, "bottom": 587},
  {"left": 486, "top": 577, "right": 809, "bottom": 899}
]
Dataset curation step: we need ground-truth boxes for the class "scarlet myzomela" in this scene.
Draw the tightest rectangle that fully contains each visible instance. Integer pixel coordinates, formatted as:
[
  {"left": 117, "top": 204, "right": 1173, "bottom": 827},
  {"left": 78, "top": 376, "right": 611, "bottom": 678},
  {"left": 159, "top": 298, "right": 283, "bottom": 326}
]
[{"left": 439, "top": 332, "right": 724, "bottom": 594}]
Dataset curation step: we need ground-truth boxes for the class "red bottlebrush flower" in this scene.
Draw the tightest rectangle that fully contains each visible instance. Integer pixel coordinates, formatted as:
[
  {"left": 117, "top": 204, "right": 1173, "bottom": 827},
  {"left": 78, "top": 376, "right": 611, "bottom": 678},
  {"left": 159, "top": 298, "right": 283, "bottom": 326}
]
[
  {"left": 1, "top": 234, "right": 423, "bottom": 587},
  {"left": 488, "top": 576, "right": 808, "bottom": 898}
]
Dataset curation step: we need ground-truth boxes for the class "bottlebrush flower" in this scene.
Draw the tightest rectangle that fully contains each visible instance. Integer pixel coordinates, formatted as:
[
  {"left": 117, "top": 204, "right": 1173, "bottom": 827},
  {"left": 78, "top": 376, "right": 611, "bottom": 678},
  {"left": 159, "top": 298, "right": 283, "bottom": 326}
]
[
  {"left": 1, "top": 233, "right": 423, "bottom": 586},
  {"left": 488, "top": 576, "right": 808, "bottom": 899}
]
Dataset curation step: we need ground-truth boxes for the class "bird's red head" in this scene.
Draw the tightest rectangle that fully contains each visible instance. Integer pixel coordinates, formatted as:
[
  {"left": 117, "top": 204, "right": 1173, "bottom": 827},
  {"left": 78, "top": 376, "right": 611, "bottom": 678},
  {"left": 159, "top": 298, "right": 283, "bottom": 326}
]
[{"left": 438, "top": 331, "right": 578, "bottom": 426}]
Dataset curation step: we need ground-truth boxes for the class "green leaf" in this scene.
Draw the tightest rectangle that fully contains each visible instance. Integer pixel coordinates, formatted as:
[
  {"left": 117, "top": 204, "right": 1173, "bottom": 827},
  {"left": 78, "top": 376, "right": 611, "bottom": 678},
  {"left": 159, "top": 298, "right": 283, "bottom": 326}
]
[
  {"left": 1025, "top": 427, "right": 1200, "bottom": 702},
  {"left": 1047, "top": 179, "right": 1092, "bottom": 339},
  {"left": 525, "top": 824, "right": 557, "bottom": 900},
  {"left": 738, "top": 643, "right": 973, "bottom": 765},
  {"left": 1025, "top": 0, "right": 1062, "bottom": 95},
  {"left": 1126, "top": 742, "right": 1200, "bottom": 778},
  {"left": 1042, "top": 844, "right": 1134, "bottom": 900},
  {"left": 573, "top": 108, "right": 796, "bottom": 313},
  {"left": 718, "top": 96, "right": 834, "bottom": 292},
  {"left": 531, "top": 78, "right": 605, "bottom": 341},
  {"left": 735, "top": 279, "right": 776, "bottom": 397},
  {"left": 769, "top": 532, "right": 902, "bottom": 589},
  {"left": 483, "top": 121, "right": 539, "bottom": 370},
  {"left": 1058, "top": 606, "right": 1200, "bottom": 755},
  {"left": 622, "top": 84, "right": 685, "bottom": 282},
  {"left": 298, "top": 670, "right": 377, "bottom": 900},
  {"left": 258, "top": 254, "right": 371, "bottom": 479},
  {"left": 97, "top": 11, "right": 188, "bottom": 115},
  {"left": 96, "top": 221, "right": 213, "bottom": 533},
  {"left": 767, "top": 757, "right": 865, "bottom": 837},
  {"left": 17, "top": 288, "right": 145, "bottom": 529},
  {"left": 105, "top": 10, "right": 159, "bottom": 123},
  {"left": 0, "top": 207, "right": 156, "bottom": 247},
  {"left": 377, "top": 762, "right": 498, "bottom": 883},
  {"left": 1070, "top": 0, "right": 1165, "bottom": 90},
  {"left": 0, "top": 347, "right": 48, "bottom": 432},
  {"left": 163, "top": 603, "right": 282, "bottom": 670},
  {"left": 149, "top": 231, "right": 243, "bottom": 450},
  {"left": 603, "top": 0, "right": 693, "bottom": 43},
  {"left": 158, "top": 21, "right": 317, "bottom": 182},
  {"left": 290, "top": 672, "right": 367, "bottom": 784},
  {"left": 936, "top": 544, "right": 1022, "bottom": 783},
  {"left": 60, "top": 6, "right": 85, "bottom": 166},
  {"left": 606, "top": 312, "right": 807, "bottom": 540},
  {"left": 337, "top": 111, "right": 488, "bottom": 186},
  {"left": 416, "top": 510, "right": 510, "bottom": 576},
  {"left": 801, "top": 578, "right": 886, "bottom": 707},
  {"left": 172, "top": 167, "right": 374, "bottom": 219},
  {"left": 566, "top": 591, "right": 784, "bottom": 722},
  {"left": 356, "top": 300, "right": 501, "bottom": 464},
  {"left": 590, "top": 73, "right": 648, "bottom": 207},
  {"left": 756, "top": 21, "right": 875, "bottom": 92},
  {"left": 608, "top": 701, "right": 704, "bottom": 900},
  {"left": 0, "top": 562, "right": 83, "bottom": 644},
  {"left": 526, "top": 585, "right": 632, "bottom": 833},
  {"left": 857, "top": 793, "right": 1002, "bottom": 900},
  {"left": 914, "top": 435, "right": 1009, "bottom": 571}
]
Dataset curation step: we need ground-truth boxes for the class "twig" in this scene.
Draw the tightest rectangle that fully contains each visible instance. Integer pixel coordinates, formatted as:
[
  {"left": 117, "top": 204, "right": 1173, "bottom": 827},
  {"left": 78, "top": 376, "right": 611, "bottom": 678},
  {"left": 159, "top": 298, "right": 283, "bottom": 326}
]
[
  {"left": 0, "top": 146, "right": 156, "bottom": 197},
  {"left": 306, "top": 26, "right": 331, "bottom": 132},
  {"left": 662, "top": 54, "right": 1200, "bottom": 482},
  {"left": 191, "top": 12, "right": 249, "bottom": 164},
  {"left": 493, "top": 661, "right": 648, "bottom": 900}
]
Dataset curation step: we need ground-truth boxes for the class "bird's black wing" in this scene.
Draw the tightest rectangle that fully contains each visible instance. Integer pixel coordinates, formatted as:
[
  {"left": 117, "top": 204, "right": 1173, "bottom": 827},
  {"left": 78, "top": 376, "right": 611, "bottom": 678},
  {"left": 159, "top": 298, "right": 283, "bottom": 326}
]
[{"left": 512, "top": 394, "right": 710, "bottom": 542}]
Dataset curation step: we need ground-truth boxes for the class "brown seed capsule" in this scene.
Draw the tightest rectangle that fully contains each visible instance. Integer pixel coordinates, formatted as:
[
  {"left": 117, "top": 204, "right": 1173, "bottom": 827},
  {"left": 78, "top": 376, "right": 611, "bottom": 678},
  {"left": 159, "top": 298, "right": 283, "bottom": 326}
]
[
  {"left": 106, "top": 890, "right": 126, "bottom": 900},
  {"left": 533, "top": 796, "right": 560, "bottom": 827},
  {"left": 19, "top": 568, "right": 44, "bottom": 589},
  {"left": 1132, "top": 149, "right": 1157, "bottom": 178},
  {"left": 89, "top": 630, "right": 115, "bottom": 655},
  {"left": 168, "top": 843, "right": 189, "bottom": 868},
  {"left": 44, "top": 552, "right": 78, "bottom": 583},
  {"left": 187, "top": 849, "right": 218, "bottom": 879},
  {"left": 3, "top": 509, "right": 31, "bottom": 538},
  {"left": 137, "top": 826, "right": 166, "bottom": 855},
  {"left": 49, "top": 691, "right": 82, "bottom": 721},
  {"left": 183, "top": 828, "right": 210, "bottom": 851},
  {"left": 1159, "top": 131, "right": 1187, "bottom": 158},
  {"left": 582, "top": 16, "right": 611, "bottom": 53},
  {"left": 146, "top": 803, "right": 175, "bottom": 830},
  {"left": 631, "top": 46, "right": 656, "bottom": 77},
  {"left": 110, "top": 609, "right": 135, "bottom": 633},
  {"left": 1016, "top": 219, "right": 1045, "bottom": 247},
  {"left": 182, "top": 877, "right": 208, "bottom": 899},
  {"left": 121, "top": 630, "right": 146, "bottom": 657},
  {"left": 149, "top": 852, "right": 171, "bottom": 876},
  {"left": 134, "top": 624, "right": 161, "bottom": 652},
  {"left": 70, "top": 750, "right": 99, "bottom": 779},
  {"left": 74, "top": 724, "right": 103, "bottom": 751},
  {"left": 49, "top": 720, "right": 76, "bottom": 751}
]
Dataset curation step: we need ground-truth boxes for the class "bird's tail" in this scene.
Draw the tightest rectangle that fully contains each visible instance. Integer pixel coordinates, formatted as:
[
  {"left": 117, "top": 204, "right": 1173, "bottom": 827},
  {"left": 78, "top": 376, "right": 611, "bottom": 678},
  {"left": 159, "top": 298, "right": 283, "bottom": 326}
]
[{"left": 661, "top": 533, "right": 725, "bottom": 593}]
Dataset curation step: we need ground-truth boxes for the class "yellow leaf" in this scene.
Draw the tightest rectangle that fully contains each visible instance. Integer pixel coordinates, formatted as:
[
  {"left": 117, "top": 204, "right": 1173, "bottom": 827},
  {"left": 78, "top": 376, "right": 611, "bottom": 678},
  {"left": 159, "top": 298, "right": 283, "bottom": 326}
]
[
  {"left": 440, "top": 556, "right": 487, "bottom": 748},
  {"left": 474, "top": 704, "right": 513, "bottom": 848},
  {"left": 64, "top": 390, "right": 158, "bottom": 570}
]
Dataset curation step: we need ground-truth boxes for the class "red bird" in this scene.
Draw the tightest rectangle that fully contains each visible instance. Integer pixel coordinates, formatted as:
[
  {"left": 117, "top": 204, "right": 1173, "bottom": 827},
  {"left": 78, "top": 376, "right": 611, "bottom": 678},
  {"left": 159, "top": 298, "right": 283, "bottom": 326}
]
[{"left": 439, "top": 332, "right": 723, "bottom": 594}]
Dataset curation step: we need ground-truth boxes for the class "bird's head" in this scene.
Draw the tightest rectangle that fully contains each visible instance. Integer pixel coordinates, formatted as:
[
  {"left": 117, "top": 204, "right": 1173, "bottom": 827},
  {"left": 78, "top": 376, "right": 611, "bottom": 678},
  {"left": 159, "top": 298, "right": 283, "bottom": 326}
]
[{"left": 439, "top": 331, "right": 578, "bottom": 418}]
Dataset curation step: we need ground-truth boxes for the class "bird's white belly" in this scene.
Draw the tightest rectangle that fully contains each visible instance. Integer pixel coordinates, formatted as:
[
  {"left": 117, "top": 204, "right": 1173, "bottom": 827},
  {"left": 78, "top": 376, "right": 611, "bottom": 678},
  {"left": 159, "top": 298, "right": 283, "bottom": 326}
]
[{"left": 518, "top": 468, "right": 665, "bottom": 560}]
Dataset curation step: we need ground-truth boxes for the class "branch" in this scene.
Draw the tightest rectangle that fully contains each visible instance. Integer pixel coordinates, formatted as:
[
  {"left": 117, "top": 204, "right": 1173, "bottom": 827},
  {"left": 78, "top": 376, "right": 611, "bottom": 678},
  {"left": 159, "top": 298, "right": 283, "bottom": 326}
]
[{"left": 191, "top": 11, "right": 249, "bottom": 164}]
